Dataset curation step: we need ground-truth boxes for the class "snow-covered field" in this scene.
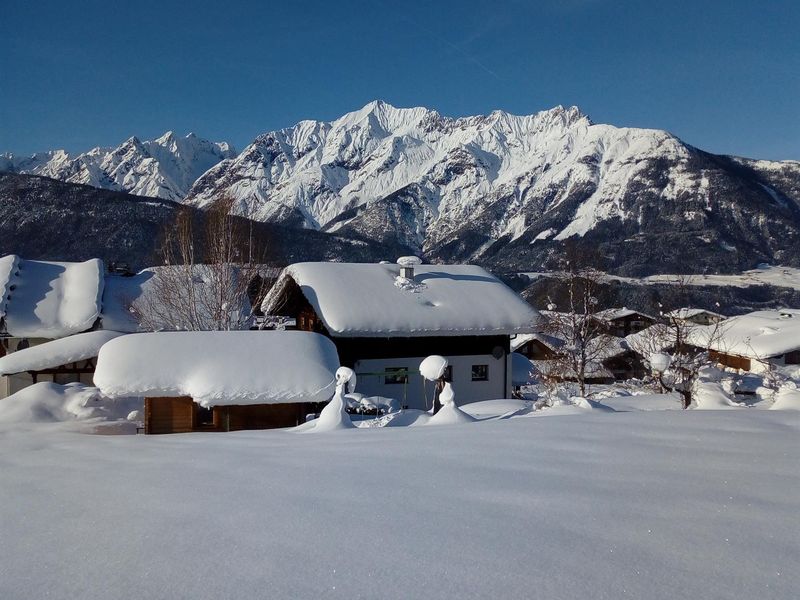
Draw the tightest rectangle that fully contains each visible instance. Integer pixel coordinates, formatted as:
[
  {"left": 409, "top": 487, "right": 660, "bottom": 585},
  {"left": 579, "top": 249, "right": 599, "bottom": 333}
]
[
  {"left": 522, "top": 265, "right": 800, "bottom": 291},
  {"left": 1, "top": 398, "right": 797, "bottom": 599}
]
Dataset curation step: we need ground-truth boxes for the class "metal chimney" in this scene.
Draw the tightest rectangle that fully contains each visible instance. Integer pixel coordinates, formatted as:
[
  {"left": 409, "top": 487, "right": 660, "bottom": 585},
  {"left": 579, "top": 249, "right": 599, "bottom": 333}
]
[{"left": 397, "top": 256, "right": 422, "bottom": 280}]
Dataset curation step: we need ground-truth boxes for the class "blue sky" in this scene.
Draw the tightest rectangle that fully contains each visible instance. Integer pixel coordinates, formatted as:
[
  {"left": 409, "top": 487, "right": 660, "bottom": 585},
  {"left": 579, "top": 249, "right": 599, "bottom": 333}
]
[{"left": 1, "top": 0, "right": 798, "bottom": 159}]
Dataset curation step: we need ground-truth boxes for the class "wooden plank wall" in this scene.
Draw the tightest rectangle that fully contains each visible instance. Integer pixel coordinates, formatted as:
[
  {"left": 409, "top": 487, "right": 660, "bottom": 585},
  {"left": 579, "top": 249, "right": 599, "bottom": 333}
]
[
  {"left": 145, "top": 397, "right": 195, "bottom": 434},
  {"left": 144, "top": 398, "right": 308, "bottom": 434},
  {"left": 710, "top": 351, "right": 751, "bottom": 371}
]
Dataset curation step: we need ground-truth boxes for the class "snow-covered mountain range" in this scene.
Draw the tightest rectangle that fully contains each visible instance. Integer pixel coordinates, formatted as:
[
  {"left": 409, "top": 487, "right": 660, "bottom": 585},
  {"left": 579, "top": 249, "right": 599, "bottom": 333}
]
[
  {"left": 2, "top": 101, "right": 799, "bottom": 274},
  {"left": 1, "top": 132, "right": 235, "bottom": 202}
]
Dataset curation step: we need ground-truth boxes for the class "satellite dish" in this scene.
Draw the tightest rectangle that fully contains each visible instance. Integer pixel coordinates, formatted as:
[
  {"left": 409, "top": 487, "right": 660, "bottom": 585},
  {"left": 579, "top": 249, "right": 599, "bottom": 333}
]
[{"left": 491, "top": 346, "right": 505, "bottom": 360}]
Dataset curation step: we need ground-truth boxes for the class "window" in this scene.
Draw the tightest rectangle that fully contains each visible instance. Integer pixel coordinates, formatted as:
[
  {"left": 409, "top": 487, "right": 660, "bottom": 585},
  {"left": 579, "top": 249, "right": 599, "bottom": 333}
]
[
  {"left": 471, "top": 364, "right": 489, "bottom": 381},
  {"left": 385, "top": 367, "right": 408, "bottom": 384}
]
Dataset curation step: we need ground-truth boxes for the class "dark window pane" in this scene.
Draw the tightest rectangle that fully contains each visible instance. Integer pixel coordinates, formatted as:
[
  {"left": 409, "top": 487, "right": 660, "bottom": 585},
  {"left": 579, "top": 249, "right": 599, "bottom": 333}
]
[
  {"left": 385, "top": 367, "right": 408, "bottom": 384},
  {"left": 471, "top": 364, "right": 488, "bottom": 381}
]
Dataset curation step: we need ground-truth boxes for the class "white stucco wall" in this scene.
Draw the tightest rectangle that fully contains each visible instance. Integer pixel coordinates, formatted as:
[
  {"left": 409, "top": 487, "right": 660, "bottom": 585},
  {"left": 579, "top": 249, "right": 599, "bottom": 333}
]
[{"left": 354, "top": 353, "right": 509, "bottom": 410}]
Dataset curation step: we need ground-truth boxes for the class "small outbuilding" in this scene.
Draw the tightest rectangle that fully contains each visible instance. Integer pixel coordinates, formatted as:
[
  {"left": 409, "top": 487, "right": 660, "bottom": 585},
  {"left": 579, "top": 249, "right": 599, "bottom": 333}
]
[{"left": 94, "top": 330, "right": 340, "bottom": 434}]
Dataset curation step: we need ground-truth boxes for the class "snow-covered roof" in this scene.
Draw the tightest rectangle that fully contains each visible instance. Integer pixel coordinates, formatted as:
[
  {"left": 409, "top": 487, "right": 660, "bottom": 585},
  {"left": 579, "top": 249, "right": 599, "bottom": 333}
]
[
  {"left": 100, "top": 271, "right": 155, "bottom": 332},
  {"left": 1, "top": 257, "right": 104, "bottom": 338},
  {"left": 689, "top": 309, "right": 800, "bottom": 359},
  {"left": 595, "top": 308, "right": 655, "bottom": 322},
  {"left": 624, "top": 324, "right": 676, "bottom": 354},
  {"left": 511, "top": 332, "right": 564, "bottom": 352},
  {"left": 101, "top": 265, "right": 252, "bottom": 332},
  {"left": 262, "top": 262, "right": 538, "bottom": 337},
  {"left": 0, "top": 330, "right": 126, "bottom": 375},
  {"left": 94, "top": 331, "right": 340, "bottom": 406},
  {"left": 665, "top": 308, "right": 726, "bottom": 320}
]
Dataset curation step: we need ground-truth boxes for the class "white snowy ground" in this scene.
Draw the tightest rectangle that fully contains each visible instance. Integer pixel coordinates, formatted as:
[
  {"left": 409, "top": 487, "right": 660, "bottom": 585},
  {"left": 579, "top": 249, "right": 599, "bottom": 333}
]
[
  {"left": 1, "top": 398, "right": 798, "bottom": 599},
  {"left": 521, "top": 264, "right": 800, "bottom": 291}
]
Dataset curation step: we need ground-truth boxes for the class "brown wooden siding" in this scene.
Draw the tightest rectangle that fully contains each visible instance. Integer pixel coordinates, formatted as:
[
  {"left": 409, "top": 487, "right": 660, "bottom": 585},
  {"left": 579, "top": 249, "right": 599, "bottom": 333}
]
[
  {"left": 144, "top": 397, "right": 311, "bottom": 434},
  {"left": 710, "top": 350, "right": 751, "bottom": 371},
  {"left": 145, "top": 397, "right": 195, "bottom": 434},
  {"left": 213, "top": 403, "right": 307, "bottom": 431}
]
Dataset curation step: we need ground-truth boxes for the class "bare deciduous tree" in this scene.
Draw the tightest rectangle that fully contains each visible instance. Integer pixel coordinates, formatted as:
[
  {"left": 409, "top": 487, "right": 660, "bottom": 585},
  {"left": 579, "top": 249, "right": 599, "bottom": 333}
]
[
  {"left": 541, "top": 260, "right": 618, "bottom": 397},
  {"left": 627, "top": 276, "right": 727, "bottom": 408},
  {"left": 130, "top": 196, "right": 270, "bottom": 331}
]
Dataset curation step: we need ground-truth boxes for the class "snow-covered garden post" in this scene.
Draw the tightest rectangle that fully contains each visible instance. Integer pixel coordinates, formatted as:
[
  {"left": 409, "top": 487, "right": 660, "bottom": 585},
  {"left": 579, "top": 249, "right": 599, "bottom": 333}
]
[
  {"left": 650, "top": 352, "right": 672, "bottom": 393},
  {"left": 419, "top": 355, "right": 449, "bottom": 414},
  {"left": 314, "top": 366, "right": 356, "bottom": 431}
]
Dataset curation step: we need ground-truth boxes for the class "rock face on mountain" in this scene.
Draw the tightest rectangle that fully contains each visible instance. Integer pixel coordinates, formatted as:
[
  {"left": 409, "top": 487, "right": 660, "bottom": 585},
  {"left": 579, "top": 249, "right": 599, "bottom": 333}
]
[
  {"left": 0, "top": 173, "right": 406, "bottom": 269},
  {"left": 1, "top": 132, "right": 235, "bottom": 202},
  {"left": 3, "top": 102, "right": 799, "bottom": 275},
  {"left": 183, "top": 101, "right": 800, "bottom": 275}
]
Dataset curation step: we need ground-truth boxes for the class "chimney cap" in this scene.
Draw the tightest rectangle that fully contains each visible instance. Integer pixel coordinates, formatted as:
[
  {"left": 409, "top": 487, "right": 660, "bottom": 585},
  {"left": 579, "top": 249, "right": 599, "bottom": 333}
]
[{"left": 397, "top": 256, "right": 422, "bottom": 267}]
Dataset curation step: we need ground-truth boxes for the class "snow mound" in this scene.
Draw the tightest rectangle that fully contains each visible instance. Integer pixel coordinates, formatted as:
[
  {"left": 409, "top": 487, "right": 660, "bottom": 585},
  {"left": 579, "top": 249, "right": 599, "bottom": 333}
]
[
  {"left": 0, "top": 382, "right": 142, "bottom": 430},
  {"left": 419, "top": 355, "right": 448, "bottom": 381},
  {"left": 692, "top": 381, "right": 742, "bottom": 410},
  {"left": 302, "top": 366, "right": 356, "bottom": 432},
  {"left": 308, "top": 392, "right": 355, "bottom": 432},
  {"left": 461, "top": 399, "right": 533, "bottom": 419},
  {"left": 426, "top": 402, "right": 477, "bottom": 425},
  {"left": 377, "top": 409, "right": 432, "bottom": 427},
  {"left": 770, "top": 385, "right": 800, "bottom": 410},
  {"left": 425, "top": 382, "right": 476, "bottom": 426}
]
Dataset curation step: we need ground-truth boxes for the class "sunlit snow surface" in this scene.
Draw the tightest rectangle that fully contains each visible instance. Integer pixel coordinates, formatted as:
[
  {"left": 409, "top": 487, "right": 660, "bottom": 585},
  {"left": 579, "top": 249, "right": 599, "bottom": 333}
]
[{"left": 0, "top": 398, "right": 797, "bottom": 599}]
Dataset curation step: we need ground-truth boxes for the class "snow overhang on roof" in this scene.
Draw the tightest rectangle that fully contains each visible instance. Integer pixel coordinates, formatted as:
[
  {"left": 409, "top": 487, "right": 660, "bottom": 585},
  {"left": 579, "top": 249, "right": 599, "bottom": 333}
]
[
  {"left": 0, "top": 330, "right": 126, "bottom": 375},
  {"left": 688, "top": 309, "right": 800, "bottom": 359},
  {"left": 262, "top": 262, "right": 538, "bottom": 338},
  {"left": 1, "top": 258, "right": 104, "bottom": 339},
  {"left": 93, "top": 330, "right": 340, "bottom": 406}
]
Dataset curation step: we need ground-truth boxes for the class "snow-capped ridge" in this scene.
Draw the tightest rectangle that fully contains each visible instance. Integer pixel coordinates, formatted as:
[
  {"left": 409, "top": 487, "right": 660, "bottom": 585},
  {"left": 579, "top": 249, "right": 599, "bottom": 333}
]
[{"left": 1, "top": 132, "right": 236, "bottom": 201}]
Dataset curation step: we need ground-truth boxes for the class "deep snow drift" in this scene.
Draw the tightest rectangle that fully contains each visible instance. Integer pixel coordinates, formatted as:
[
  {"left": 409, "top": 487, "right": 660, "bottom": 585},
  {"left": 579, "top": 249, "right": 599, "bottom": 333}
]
[{"left": 0, "top": 407, "right": 797, "bottom": 600}]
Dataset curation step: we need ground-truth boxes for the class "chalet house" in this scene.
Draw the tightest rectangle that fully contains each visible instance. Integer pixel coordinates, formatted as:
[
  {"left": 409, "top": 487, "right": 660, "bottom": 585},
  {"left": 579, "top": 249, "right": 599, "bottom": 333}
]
[
  {"left": 595, "top": 308, "right": 656, "bottom": 337},
  {"left": 261, "top": 260, "right": 539, "bottom": 409},
  {"left": 0, "top": 256, "right": 106, "bottom": 397},
  {"left": 512, "top": 330, "right": 645, "bottom": 383},
  {"left": 511, "top": 333, "right": 563, "bottom": 361},
  {"left": 666, "top": 308, "right": 726, "bottom": 326},
  {"left": 689, "top": 309, "right": 800, "bottom": 373},
  {"left": 94, "top": 331, "right": 340, "bottom": 434}
]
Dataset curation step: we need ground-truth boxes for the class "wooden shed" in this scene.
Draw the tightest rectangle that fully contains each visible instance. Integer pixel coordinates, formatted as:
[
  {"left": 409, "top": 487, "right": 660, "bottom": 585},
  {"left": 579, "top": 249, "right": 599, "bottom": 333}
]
[
  {"left": 94, "top": 330, "right": 340, "bottom": 434},
  {"left": 143, "top": 397, "right": 311, "bottom": 434}
]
